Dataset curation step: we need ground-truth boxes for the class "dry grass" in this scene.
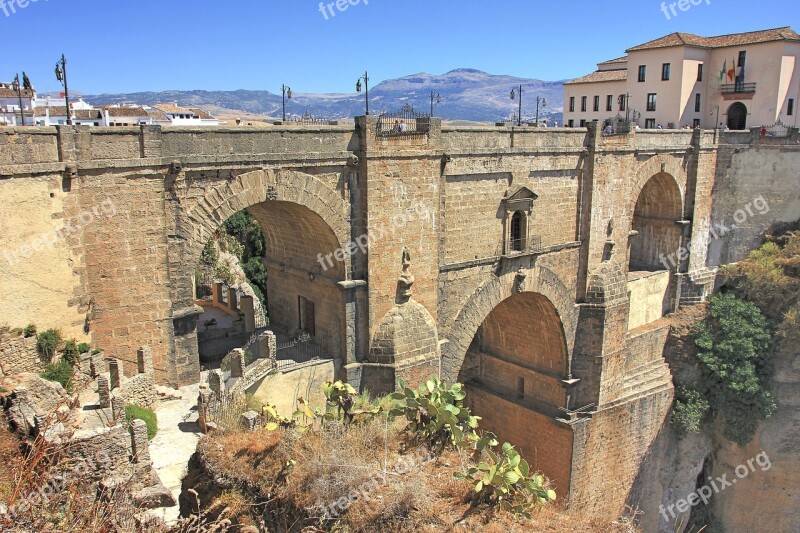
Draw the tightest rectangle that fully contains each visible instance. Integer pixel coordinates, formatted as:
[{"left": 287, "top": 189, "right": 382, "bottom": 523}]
[{"left": 197, "top": 416, "right": 643, "bottom": 532}]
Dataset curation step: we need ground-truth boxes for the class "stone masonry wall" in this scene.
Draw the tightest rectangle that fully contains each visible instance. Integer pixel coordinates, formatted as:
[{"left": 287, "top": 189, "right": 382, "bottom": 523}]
[{"left": 0, "top": 332, "right": 41, "bottom": 376}]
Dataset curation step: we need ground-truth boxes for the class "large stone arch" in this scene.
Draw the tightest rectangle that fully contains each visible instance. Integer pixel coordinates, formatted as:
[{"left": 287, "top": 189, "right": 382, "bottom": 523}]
[
  {"left": 444, "top": 266, "right": 577, "bottom": 496},
  {"left": 441, "top": 265, "right": 577, "bottom": 382},
  {"left": 168, "top": 169, "right": 351, "bottom": 384},
  {"left": 179, "top": 169, "right": 350, "bottom": 289}
]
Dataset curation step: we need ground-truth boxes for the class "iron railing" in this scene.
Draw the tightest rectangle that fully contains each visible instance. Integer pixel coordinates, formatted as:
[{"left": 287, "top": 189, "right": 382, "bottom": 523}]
[
  {"left": 721, "top": 82, "right": 756, "bottom": 94},
  {"left": 377, "top": 103, "right": 430, "bottom": 136},
  {"left": 507, "top": 235, "right": 543, "bottom": 255},
  {"left": 275, "top": 332, "right": 329, "bottom": 370},
  {"left": 601, "top": 115, "right": 631, "bottom": 136},
  {"left": 198, "top": 332, "right": 251, "bottom": 361},
  {"left": 760, "top": 120, "right": 791, "bottom": 138}
]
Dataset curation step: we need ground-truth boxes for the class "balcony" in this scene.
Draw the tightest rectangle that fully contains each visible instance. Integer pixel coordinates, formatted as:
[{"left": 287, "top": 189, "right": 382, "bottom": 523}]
[{"left": 721, "top": 82, "right": 756, "bottom": 95}]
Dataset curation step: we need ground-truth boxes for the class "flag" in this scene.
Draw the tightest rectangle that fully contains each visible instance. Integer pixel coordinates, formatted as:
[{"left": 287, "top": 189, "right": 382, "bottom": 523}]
[
  {"left": 719, "top": 59, "right": 727, "bottom": 81},
  {"left": 728, "top": 59, "right": 736, "bottom": 81}
]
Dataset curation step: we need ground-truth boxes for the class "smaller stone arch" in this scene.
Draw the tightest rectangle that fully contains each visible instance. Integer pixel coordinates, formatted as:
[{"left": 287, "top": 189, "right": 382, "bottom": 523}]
[{"left": 629, "top": 155, "right": 686, "bottom": 216}]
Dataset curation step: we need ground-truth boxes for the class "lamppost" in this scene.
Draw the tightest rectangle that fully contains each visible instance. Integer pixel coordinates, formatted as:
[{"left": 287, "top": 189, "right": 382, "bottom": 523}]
[
  {"left": 356, "top": 71, "right": 369, "bottom": 115},
  {"left": 534, "top": 96, "right": 547, "bottom": 126},
  {"left": 54, "top": 54, "right": 72, "bottom": 126},
  {"left": 618, "top": 93, "right": 631, "bottom": 121},
  {"left": 281, "top": 84, "right": 292, "bottom": 122},
  {"left": 12, "top": 74, "right": 24, "bottom": 126},
  {"left": 430, "top": 91, "right": 441, "bottom": 116},
  {"left": 510, "top": 85, "right": 523, "bottom": 126}
]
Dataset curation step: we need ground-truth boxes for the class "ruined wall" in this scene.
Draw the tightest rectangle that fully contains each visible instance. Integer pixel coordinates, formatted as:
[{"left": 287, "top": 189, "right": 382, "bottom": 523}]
[{"left": 0, "top": 331, "right": 41, "bottom": 376}]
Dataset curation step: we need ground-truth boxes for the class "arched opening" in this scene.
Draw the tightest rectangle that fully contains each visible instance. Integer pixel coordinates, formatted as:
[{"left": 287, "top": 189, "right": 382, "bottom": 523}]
[
  {"left": 194, "top": 200, "right": 347, "bottom": 370},
  {"left": 628, "top": 172, "right": 683, "bottom": 329},
  {"left": 459, "top": 292, "right": 573, "bottom": 495},
  {"left": 727, "top": 102, "right": 748, "bottom": 130},
  {"left": 510, "top": 211, "right": 526, "bottom": 252},
  {"left": 629, "top": 172, "right": 683, "bottom": 272}
]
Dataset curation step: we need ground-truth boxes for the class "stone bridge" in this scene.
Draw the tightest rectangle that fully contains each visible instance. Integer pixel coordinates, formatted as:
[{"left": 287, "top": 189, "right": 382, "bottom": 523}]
[{"left": 2, "top": 119, "right": 799, "bottom": 519}]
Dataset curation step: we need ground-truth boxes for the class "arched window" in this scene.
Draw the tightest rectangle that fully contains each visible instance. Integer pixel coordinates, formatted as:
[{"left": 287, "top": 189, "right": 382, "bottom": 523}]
[{"left": 511, "top": 211, "right": 526, "bottom": 252}]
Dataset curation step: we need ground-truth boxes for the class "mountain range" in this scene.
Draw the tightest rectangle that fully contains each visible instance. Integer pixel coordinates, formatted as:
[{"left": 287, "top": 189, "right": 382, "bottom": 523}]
[{"left": 82, "top": 69, "right": 567, "bottom": 123}]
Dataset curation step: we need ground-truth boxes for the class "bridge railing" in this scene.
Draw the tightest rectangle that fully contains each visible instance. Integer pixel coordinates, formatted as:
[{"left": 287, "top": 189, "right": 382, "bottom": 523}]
[{"left": 377, "top": 104, "right": 430, "bottom": 137}]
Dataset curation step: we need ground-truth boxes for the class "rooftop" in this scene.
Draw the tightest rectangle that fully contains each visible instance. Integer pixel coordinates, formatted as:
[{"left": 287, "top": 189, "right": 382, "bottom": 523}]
[
  {"left": 105, "top": 106, "right": 148, "bottom": 117},
  {"left": 627, "top": 26, "right": 800, "bottom": 52},
  {"left": 565, "top": 69, "right": 628, "bottom": 85}
]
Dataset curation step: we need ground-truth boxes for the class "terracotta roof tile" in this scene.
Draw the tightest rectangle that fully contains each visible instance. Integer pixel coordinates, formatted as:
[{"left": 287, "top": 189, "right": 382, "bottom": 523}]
[
  {"left": 598, "top": 56, "right": 628, "bottom": 65},
  {"left": 105, "top": 106, "right": 148, "bottom": 117},
  {"left": 74, "top": 109, "right": 102, "bottom": 120},
  {"left": 627, "top": 27, "right": 800, "bottom": 52},
  {"left": 34, "top": 106, "right": 67, "bottom": 117},
  {"left": 0, "top": 88, "right": 35, "bottom": 98},
  {"left": 565, "top": 69, "right": 628, "bottom": 85},
  {"left": 188, "top": 108, "right": 215, "bottom": 119}
]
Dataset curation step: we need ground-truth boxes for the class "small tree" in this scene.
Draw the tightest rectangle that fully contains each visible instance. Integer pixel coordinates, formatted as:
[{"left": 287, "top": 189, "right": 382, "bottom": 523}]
[{"left": 36, "top": 328, "right": 62, "bottom": 363}]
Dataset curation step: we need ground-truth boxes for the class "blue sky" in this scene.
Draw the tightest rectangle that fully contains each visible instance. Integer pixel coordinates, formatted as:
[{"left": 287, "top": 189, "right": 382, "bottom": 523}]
[{"left": 2, "top": 0, "right": 798, "bottom": 94}]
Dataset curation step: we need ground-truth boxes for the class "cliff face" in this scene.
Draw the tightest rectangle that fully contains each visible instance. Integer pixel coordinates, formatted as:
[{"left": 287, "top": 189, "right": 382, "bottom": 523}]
[
  {"left": 633, "top": 301, "right": 799, "bottom": 532},
  {"left": 708, "top": 333, "right": 800, "bottom": 533}
]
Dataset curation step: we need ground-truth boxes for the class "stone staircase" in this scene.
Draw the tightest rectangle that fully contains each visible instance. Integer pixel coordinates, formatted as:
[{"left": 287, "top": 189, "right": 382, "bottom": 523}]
[{"left": 602, "top": 358, "right": 673, "bottom": 411}]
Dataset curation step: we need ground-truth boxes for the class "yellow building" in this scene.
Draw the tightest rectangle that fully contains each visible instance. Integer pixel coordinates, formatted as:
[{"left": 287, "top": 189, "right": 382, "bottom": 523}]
[{"left": 564, "top": 27, "right": 800, "bottom": 130}]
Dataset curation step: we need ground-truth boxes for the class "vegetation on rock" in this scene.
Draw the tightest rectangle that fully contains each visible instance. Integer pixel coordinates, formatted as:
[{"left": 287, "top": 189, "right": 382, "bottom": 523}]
[
  {"left": 35, "top": 328, "right": 62, "bottom": 363},
  {"left": 125, "top": 404, "right": 158, "bottom": 440}
]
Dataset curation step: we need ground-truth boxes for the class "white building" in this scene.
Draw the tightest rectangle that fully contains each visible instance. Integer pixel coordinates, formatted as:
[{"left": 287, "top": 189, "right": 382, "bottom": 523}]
[
  {"left": 154, "top": 103, "right": 219, "bottom": 126},
  {"left": 0, "top": 82, "right": 35, "bottom": 126},
  {"left": 564, "top": 27, "right": 800, "bottom": 130}
]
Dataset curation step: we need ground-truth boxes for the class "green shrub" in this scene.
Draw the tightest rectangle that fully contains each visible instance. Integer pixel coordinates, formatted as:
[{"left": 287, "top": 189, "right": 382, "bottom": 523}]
[
  {"left": 200, "top": 240, "right": 219, "bottom": 266},
  {"left": 23, "top": 324, "right": 37, "bottom": 338},
  {"left": 214, "top": 264, "right": 236, "bottom": 286},
  {"left": 61, "top": 339, "right": 82, "bottom": 367},
  {"left": 77, "top": 342, "right": 91, "bottom": 354},
  {"left": 41, "top": 360, "right": 74, "bottom": 392},
  {"left": 670, "top": 386, "right": 710, "bottom": 435},
  {"left": 692, "top": 293, "right": 776, "bottom": 445},
  {"left": 125, "top": 405, "right": 158, "bottom": 440},
  {"left": 36, "top": 328, "right": 62, "bottom": 363},
  {"left": 91, "top": 348, "right": 102, "bottom": 355}
]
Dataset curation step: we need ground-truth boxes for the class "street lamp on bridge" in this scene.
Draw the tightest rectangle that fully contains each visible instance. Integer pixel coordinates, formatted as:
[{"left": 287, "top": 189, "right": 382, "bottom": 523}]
[
  {"left": 281, "top": 84, "right": 292, "bottom": 122},
  {"left": 510, "top": 85, "right": 523, "bottom": 126},
  {"left": 54, "top": 54, "right": 72, "bottom": 126},
  {"left": 430, "top": 91, "right": 441, "bottom": 116},
  {"left": 11, "top": 74, "right": 24, "bottom": 127},
  {"left": 534, "top": 96, "right": 547, "bottom": 126},
  {"left": 356, "top": 71, "right": 369, "bottom": 115}
]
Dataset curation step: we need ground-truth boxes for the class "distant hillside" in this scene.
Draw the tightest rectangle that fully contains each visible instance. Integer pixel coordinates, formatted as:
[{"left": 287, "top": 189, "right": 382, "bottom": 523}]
[{"left": 83, "top": 69, "right": 566, "bottom": 123}]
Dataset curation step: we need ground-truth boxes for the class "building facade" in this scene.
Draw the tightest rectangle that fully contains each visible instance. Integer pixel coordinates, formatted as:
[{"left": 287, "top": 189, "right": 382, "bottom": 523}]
[{"left": 564, "top": 27, "right": 800, "bottom": 130}]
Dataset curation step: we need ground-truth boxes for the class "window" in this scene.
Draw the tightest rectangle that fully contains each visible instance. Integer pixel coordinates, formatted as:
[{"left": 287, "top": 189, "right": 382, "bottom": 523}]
[
  {"left": 510, "top": 211, "right": 526, "bottom": 252},
  {"left": 647, "top": 93, "right": 657, "bottom": 112},
  {"left": 569, "top": 96, "right": 575, "bottom": 112},
  {"left": 568, "top": 119, "right": 574, "bottom": 127},
  {"left": 579, "top": 119, "right": 586, "bottom": 127},
  {"left": 662, "top": 63, "right": 671, "bottom": 81},
  {"left": 638, "top": 65, "right": 646, "bottom": 82},
  {"left": 619, "top": 94, "right": 626, "bottom": 112},
  {"left": 593, "top": 95, "right": 600, "bottom": 112},
  {"left": 516, "top": 377, "right": 525, "bottom": 400},
  {"left": 697, "top": 64, "right": 704, "bottom": 82},
  {"left": 645, "top": 118, "right": 656, "bottom": 129},
  {"left": 736, "top": 51, "right": 747, "bottom": 92},
  {"left": 695, "top": 93, "right": 701, "bottom": 113},
  {"left": 606, "top": 95, "right": 613, "bottom": 112},
  {"left": 693, "top": 119, "right": 701, "bottom": 128},
  {"left": 581, "top": 96, "right": 587, "bottom": 112},
  {"left": 789, "top": 98, "right": 795, "bottom": 116}
]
